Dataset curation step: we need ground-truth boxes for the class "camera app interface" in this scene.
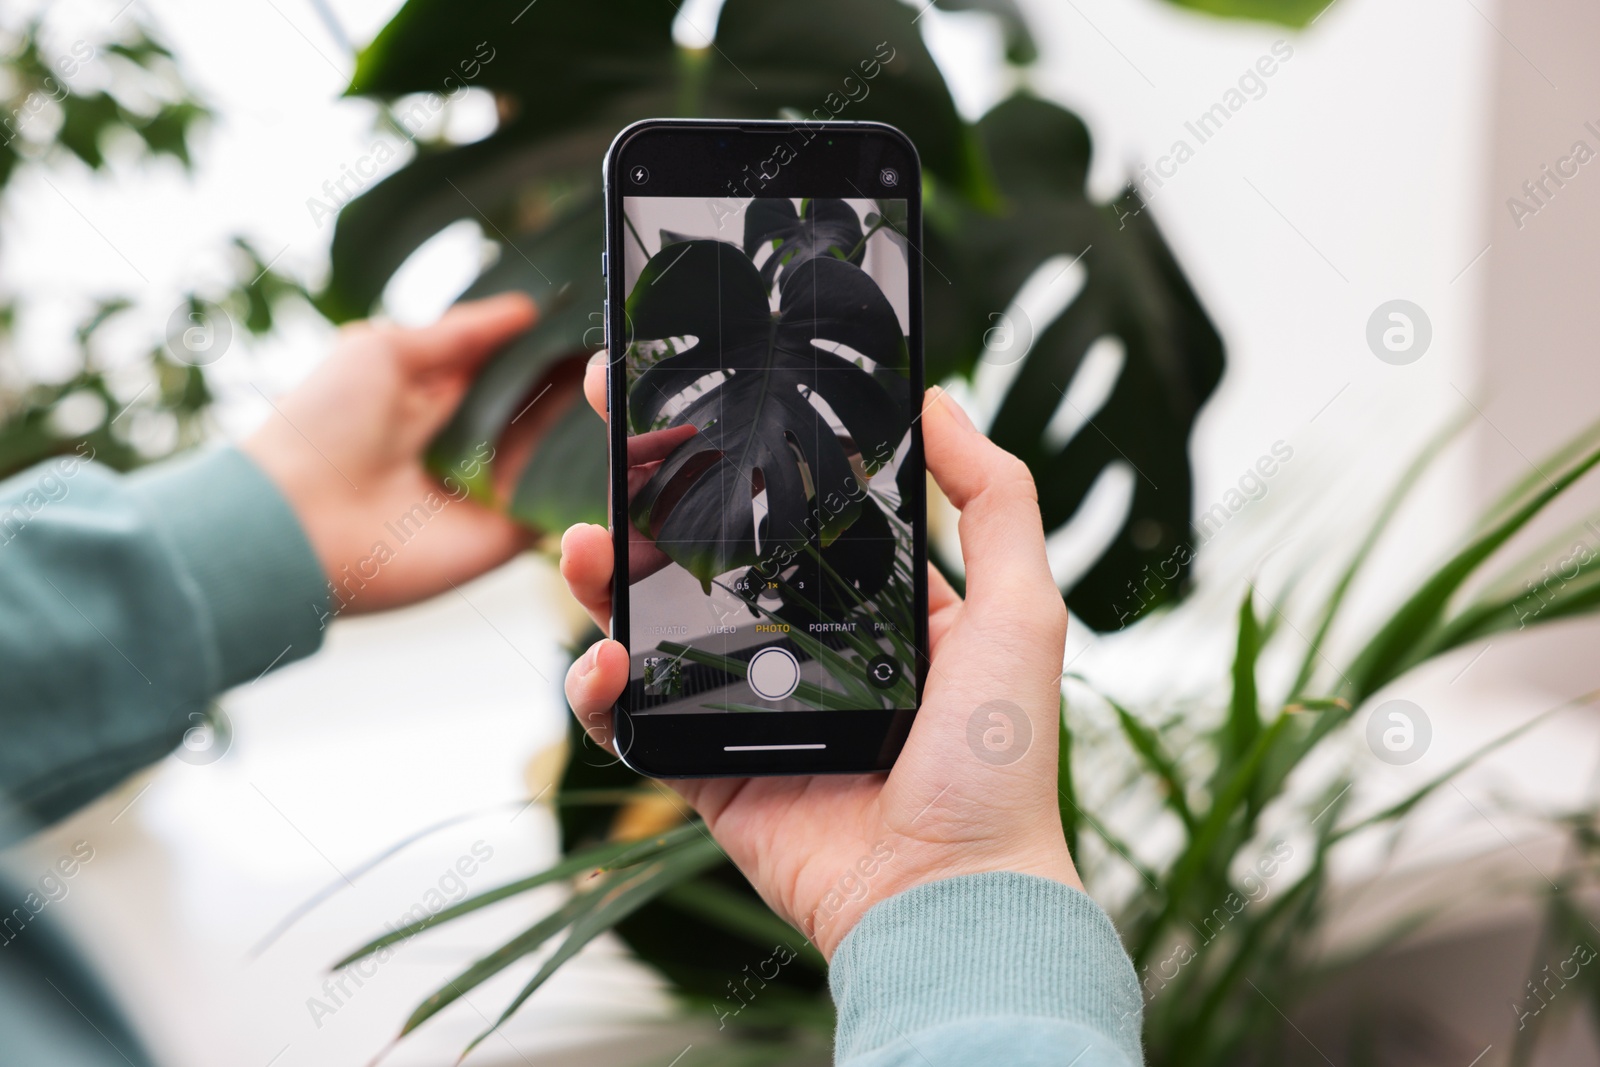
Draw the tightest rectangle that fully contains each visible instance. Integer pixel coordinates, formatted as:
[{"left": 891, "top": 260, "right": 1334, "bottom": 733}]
[{"left": 619, "top": 195, "right": 916, "bottom": 714}]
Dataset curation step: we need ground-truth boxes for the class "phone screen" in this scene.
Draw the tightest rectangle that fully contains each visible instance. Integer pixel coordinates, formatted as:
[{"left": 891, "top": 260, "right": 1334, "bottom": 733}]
[{"left": 616, "top": 194, "right": 918, "bottom": 717}]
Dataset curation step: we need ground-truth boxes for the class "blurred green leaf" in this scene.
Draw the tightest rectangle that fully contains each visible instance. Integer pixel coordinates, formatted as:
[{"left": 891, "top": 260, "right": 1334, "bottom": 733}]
[
  {"left": 708, "top": 0, "right": 994, "bottom": 202},
  {"left": 1159, "top": 0, "right": 1334, "bottom": 27},
  {"left": 424, "top": 198, "right": 606, "bottom": 500},
  {"left": 1345, "top": 436, "right": 1600, "bottom": 699},
  {"left": 398, "top": 887, "right": 599, "bottom": 1037},
  {"left": 1108, "top": 696, "right": 1196, "bottom": 832},
  {"left": 56, "top": 91, "right": 121, "bottom": 168},
  {"left": 1224, "top": 591, "right": 1262, "bottom": 777},
  {"left": 933, "top": 0, "right": 1038, "bottom": 64},
  {"left": 660, "top": 878, "right": 826, "bottom": 970},
  {"left": 457, "top": 837, "right": 724, "bottom": 1055},
  {"left": 332, "top": 826, "right": 702, "bottom": 968},
  {"left": 509, "top": 399, "right": 608, "bottom": 530},
  {"left": 1287, "top": 415, "right": 1471, "bottom": 697}
]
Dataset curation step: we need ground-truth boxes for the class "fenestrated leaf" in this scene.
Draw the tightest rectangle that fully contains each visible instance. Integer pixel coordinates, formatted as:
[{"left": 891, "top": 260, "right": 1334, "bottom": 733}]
[
  {"left": 349, "top": 0, "right": 678, "bottom": 147},
  {"left": 949, "top": 94, "right": 1224, "bottom": 631},
  {"left": 625, "top": 240, "right": 907, "bottom": 586},
  {"left": 932, "top": 0, "right": 1038, "bottom": 64},
  {"left": 743, "top": 197, "right": 864, "bottom": 291},
  {"left": 334, "top": 0, "right": 1000, "bottom": 586},
  {"left": 321, "top": 123, "right": 610, "bottom": 322},
  {"left": 707, "top": 0, "right": 996, "bottom": 203}
]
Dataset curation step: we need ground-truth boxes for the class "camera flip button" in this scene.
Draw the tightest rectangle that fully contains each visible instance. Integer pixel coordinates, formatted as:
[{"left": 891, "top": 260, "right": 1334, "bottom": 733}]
[{"left": 866, "top": 654, "right": 900, "bottom": 689}]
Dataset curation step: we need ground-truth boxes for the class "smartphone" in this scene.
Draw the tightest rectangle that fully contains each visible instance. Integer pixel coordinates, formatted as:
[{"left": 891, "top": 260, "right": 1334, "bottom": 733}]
[{"left": 601, "top": 119, "right": 927, "bottom": 777}]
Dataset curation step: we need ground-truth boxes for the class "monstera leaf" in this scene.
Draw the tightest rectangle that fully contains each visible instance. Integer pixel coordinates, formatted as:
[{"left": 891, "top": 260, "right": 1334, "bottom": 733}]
[
  {"left": 325, "top": 0, "right": 982, "bottom": 535},
  {"left": 626, "top": 239, "right": 907, "bottom": 587},
  {"left": 926, "top": 95, "right": 1225, "bottom": 631},
  {"left": 743, "top": 197, "right": 865, "bottom": 291}
]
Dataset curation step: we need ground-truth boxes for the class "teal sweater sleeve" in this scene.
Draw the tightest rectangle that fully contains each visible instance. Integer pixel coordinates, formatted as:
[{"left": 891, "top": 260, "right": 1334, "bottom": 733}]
[
  {"left": 0, "top": 447, "right": 328, "bottom": 836},
  {"left": 830, "top": 873, "right": 1145, "bottom": 1066}
]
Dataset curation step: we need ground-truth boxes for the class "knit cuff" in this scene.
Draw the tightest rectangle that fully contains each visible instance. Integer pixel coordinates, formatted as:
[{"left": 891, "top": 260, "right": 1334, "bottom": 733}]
[
  {"left": 829, "top": 873, "right": 1144, "bottom": 1065},
  {"left": 125, "top": 446, "right": 328, "bottom": 690}
]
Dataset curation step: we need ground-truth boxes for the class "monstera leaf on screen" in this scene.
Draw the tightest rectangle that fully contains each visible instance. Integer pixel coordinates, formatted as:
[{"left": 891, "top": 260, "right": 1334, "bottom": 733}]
[
  {"left": 625, "top": 239, "right": 907, "bottom": 587},
  {"left": 742, "top": 197, "right": 865, "bottom": 291}
]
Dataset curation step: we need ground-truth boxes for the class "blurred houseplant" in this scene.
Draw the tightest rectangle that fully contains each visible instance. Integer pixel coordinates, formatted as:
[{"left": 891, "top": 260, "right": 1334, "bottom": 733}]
[
  {"left": 0, "top": 13, "right": 308, "bottom": 478},
  {"left": 321, "top": 0, "right": 1230, "bottom": 632},
  {"left": 317, "top": 0, "right": 1233, "bottom": 1055},
  {"left": 336, "top": 410, "right": 1600, "bottom": 1065},
  {"left": 322, "top": 1, "right": 1600, "bottom": 1065}
]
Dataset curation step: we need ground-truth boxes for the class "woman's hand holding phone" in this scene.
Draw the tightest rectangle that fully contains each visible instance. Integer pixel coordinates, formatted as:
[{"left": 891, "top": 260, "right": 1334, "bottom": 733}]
[{"left": 561, "top": 362, "right": 1081, "bottom": 959}]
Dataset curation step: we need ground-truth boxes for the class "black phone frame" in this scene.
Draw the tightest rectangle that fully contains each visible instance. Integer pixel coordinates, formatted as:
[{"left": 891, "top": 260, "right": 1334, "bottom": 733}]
[{"left": 602, "top": 118, "right": 927, "bottom": 778}]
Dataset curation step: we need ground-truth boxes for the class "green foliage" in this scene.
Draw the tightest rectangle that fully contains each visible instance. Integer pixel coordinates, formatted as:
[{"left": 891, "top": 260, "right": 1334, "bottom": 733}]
[
  {"left": 357, "top": 416, "right": 1600, "bottom": 1065},
  {"left": 931, "top": 94, "right": 1226, "bottom": 630},
  {"left": 1162, "top": 0, "right": 1334, "bottom": 27},
  {"left": 326, "top": 0, "right": 1225, "bottom": 625},
  {"left": 0, "top": 237, "right": 312, "bottom": 479},
  {"left": 316, "top": 0, "right": 1358, "bottom": 1060},
  {"left": 0, "top": 17, "right": 306, "bottom": 480},
  {"left": 0, "top": 19, "right": 207, "bottom": 185}
]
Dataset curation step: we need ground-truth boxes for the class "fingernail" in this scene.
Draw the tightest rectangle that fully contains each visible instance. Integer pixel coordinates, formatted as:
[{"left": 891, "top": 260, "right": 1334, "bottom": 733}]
[
  {"left": 576, "top": 642, "right": 600, "bottom": 679},
  {"left": 931, "top": 387, "right": 977, "bottom": 432}
]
